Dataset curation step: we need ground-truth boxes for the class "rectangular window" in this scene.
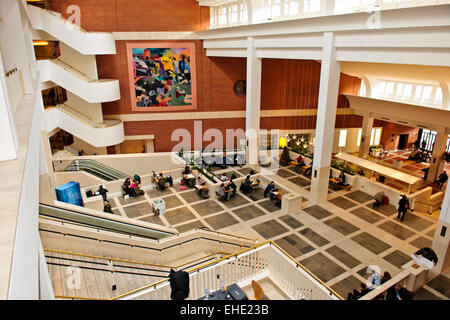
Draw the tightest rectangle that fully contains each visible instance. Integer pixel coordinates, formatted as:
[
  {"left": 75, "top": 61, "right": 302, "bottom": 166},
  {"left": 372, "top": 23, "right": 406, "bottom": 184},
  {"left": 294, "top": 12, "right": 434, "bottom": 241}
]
[
  {"left": 357, "top": 128, "right": 362, "bottom": 147},
  {"left": 385, "top": 82, "right": 394, "bottom": 98},
  {"left": 434, "top": 87, "right": 443, "bottom": 105},
  {"left": 414, "top": 85, "right": 423, "bottom": 101},
  {"left": 421, "top": 86, "right": 433, "bottom": 103},
  {"left": 395, "top": 83, "right": 403, "bottom": 99},
  {"left": 339, "top": 129, "right": 347, "bottom": 147},
  {"left": 402, "top": 84, "right": 412, "bottom": 100},
  {"left": 370, "top": 128, "right": 375, "bottom": 146},
  {"left": 374, "top": 128, "right": 382, "bottom": 146},
  {"left": 376, "top": 81, "right": 386, "bottom": 97}
]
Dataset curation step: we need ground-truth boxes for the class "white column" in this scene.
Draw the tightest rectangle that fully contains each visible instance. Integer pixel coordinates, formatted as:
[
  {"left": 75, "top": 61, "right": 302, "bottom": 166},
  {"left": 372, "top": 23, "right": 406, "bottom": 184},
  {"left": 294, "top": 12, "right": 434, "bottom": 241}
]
[
  {"left": 358, "top": 115, "right": 374, "bottom": 158},
  {"left": 310, "top": 32, "right": 341, "bottom": 203},
  {"left": 321, "top": 0, "right": 335, "bottom": 15},
  {"left": 431, "top": 182, "right": 450, "bottom": 275},
  {"left": 0, "top": 54, "right": 19, "bottom": 161},
  {"left": 246, "top": 36, "right": 262, "bottom": 166},
  {"left": 427, "top": 127, "right": 448, "bottom": 182}
]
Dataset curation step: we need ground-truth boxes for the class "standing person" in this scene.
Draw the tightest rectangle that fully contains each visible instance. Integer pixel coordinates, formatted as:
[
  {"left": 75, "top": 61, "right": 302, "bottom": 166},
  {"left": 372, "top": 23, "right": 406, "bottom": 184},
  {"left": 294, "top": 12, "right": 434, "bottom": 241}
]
[
  {"left": 97, "top": 185, "right": 108, "bottom": 202},
  {"left": 48, "top": 88, "right": 56, "bottom": 105},
  {"left": 437, "top": 171, "right": 448, "bottom": 190},
  {"left": 397, "top": 195, "right": 409, "bottom": 222}
]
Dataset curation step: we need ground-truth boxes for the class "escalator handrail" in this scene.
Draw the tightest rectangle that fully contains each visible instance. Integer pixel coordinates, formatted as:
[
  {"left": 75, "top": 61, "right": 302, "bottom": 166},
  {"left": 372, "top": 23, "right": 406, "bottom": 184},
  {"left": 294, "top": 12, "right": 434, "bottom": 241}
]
[
  {"left": 64, "top": 159, "right": 129, "bottom": 180},
  {"left": 39, "top": 203, "right": 174, "bottom": 240}
]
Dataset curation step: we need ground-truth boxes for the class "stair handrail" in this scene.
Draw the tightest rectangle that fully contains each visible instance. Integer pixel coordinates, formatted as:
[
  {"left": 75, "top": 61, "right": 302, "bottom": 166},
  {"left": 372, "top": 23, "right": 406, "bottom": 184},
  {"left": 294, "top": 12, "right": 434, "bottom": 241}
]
[
  {"left": 64, "top": 159, "right": 129, "bottom": 180},
  {"left": 110, "top": 240, "right": 344, "bottom": 300}
]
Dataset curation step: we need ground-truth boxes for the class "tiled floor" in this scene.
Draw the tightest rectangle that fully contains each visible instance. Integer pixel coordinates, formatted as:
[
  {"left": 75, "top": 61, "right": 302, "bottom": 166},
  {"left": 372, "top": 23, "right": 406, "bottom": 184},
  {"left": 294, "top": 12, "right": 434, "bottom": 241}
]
[{"left": 108, "top": 164, "right": 445, "bottom": 300}]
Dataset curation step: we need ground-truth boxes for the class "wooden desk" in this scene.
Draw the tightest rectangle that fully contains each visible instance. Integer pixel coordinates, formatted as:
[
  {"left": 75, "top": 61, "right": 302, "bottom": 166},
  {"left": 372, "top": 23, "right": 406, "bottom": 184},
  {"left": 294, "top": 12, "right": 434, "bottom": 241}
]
[
  {"left": 329, "top": 178, "right": 341, "bottom": 190},
  {"left": 195, "top": 184, "right": 207, "bottom": 190}
]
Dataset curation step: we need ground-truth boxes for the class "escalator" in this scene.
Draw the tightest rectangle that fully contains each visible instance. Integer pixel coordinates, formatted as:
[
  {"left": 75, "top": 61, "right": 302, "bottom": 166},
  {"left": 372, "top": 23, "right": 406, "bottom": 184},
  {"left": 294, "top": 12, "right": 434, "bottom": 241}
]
[
  {"left": 63, "top": 159, "right": 128, "bottom": 181},
  {"left": 39, "top": 203, "right": 174, "bottom": 240}
]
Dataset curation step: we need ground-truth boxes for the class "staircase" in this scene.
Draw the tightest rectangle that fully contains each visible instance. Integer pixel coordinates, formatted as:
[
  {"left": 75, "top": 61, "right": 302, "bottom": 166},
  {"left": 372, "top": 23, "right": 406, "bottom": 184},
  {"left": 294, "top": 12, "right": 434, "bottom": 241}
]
[
  {"left": 38, "top": 59, "right": 120, "bottom": 103},
  {"left": 43, "top": 105, "right": 124, "bottom": 148},
  {"left": 28, "top": 5, "right": 116, "bottom": 55}
]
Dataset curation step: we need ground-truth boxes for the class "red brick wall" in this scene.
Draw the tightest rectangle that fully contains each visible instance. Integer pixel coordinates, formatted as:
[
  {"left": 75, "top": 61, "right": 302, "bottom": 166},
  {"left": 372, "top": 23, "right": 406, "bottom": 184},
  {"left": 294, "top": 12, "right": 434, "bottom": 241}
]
[
  {"left": 48, "top": 0, "right": 210, "bottom": 32},
  {"left": 98, "top": 41, "right": 247, "bottom": 115},
  {"left": 379, "top": 121, "right": 420, "bottom": 151}
]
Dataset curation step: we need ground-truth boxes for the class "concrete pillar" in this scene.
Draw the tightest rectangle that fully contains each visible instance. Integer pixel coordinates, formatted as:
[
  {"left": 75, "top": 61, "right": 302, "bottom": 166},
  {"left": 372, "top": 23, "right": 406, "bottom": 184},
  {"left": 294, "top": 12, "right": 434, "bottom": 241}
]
[
  {"left": 145, "top": 139, "right": 154, "bottom": 153},
  {"left": 310, "top": 32, "right": 341, "bottom": 203},
  {"left": 427, "top": 127, "right": 448, "bottom": 182},
  {"left": 245, "top": 36, "right": 262, "bottom": 166},
  {"left": 431, "top": 182, "right": 450, "bottom": 275},
  {"left": 0, "top": 53, "right": 19, "bottom": 161},
  {"left": 358, "top": 115, "right": 374, "bottom": 159}
]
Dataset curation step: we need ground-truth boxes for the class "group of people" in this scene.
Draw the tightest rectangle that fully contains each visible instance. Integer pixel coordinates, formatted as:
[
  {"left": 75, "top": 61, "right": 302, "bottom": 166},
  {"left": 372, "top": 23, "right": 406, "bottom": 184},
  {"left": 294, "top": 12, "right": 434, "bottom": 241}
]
[
  {"left": 217, "top": 179, "right": 237, "bottom": 201},
  {"left": 122, "top": 174, "right": 145, "bottom": 198},
  {"left": 347, "top": 271, "right": 393, "bottom": 300}
]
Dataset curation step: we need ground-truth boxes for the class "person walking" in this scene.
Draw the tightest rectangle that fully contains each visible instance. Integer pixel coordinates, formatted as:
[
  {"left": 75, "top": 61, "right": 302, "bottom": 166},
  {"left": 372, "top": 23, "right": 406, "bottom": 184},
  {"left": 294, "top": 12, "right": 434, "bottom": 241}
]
[
  {"left": 397, "top": 195, "right": 409, "bottom": 222},
  {"left": 97, "top": 185, "right": 109, "bottom": 202}
]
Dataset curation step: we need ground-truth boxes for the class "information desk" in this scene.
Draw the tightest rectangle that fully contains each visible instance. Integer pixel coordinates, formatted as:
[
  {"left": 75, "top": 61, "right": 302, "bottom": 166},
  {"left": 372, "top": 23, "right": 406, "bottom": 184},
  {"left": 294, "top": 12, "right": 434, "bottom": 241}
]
[{"left": 334, "top": 152, "right": 422, "bottom": 193}]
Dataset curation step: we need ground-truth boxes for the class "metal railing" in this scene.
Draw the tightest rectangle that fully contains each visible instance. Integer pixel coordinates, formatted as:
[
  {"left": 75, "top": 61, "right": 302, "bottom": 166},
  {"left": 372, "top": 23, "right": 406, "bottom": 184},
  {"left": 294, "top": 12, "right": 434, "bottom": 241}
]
[
  {"left": 112, "top": 240, "right": 343, "bottom": 300},
  {"left": 63, "top": 159, "right": 129, "bottom": 181}
]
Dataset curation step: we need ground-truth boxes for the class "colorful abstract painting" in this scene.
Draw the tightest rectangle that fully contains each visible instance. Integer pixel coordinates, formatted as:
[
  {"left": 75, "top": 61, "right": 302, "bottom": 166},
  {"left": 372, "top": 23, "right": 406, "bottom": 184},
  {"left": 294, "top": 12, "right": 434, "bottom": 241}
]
[{"left": 127, "top": 43, "right": 196, "bottom": 111}]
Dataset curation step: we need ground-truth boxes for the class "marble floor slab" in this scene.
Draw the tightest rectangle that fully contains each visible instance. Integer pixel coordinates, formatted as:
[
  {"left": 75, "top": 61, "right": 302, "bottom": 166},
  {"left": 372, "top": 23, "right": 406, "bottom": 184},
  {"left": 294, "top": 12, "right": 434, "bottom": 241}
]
[
  {"left": 287, "top": 176, "right": 311, "bottom": 188},
  {"left": 190, "top": 200, "right": 224, "bottom": 217},
  {"left": 276, "top": 169, "right": 296, "bottom": 178},
  {"left": 258, "top": 199, "right": 281, "bottom": 213},
  {"left": 349, "top": 207, "right": 384, "bottom": 224},
  {"left": 278, "top": 214, "right": 304, "bottom": 230},
  {"left": 139, "top": 214, "right": 165, "bottom": 226},
  {"left": 425, "top": 274, "right": 450, "bottom": 298},
  {"left": 413, "top": 287, "right": 442, "bottom": 300},
  {"left": 117, "top": 194, "right": 146, "bottom": 206},
  {"left": 298, "top": 228, "right": 330, "bottom": 247},
  {"left": 163, "top": 195, "right": 184, "bottom": 209},
  {"left": 331, "top": 275, "right": 362, "bottom": 299},
  {"left": 179, "top": 190, "right": 204, "bottom": 204},
  {"left": 122, "top": 202, "right": 153, "bottom": 218},
  {"left": 205, "top": 212, "right": 240, "bottom": 230},
  {"left": 299, "top": 252, "right": 346, "bottom": 283},
  {"left": 377, "top": 221, "right": 415, "bottom": 241},
  {"left": 164, "top": 207, "right": 196, "bottom": 226},
  {"left": 246, "top": 187, "right": 266, "bottom": 202},
  {"left": 369, "top": 203, "right": 397, "bottom": 217},
  {"left": 399, "top": 213, "right": 434, "bottom": 231},
  {"left": 323, "top": 217, "right": 360, "bottom": 236},
  {"left": 344, "top": 190, "right": 373, "bottom": 204},
  {"left": 232, "top": 205, "right": 267, "bottom": 221},
  {"left": 146, "top": 187, "right": 173, "bottom": 198},
  {"left": 252, "top": 219, "right": 289, "bottom": 239},
  {"left": 303, "top": 205, "right": 333, "bottom": 220},
  {"left": 329, "top": 197, "right": 358, "bottom": 210},
  {"left": 274, "top": 233, "right": 315, "bottom": 258},
  {"left": 326, "top": 246, "right": 361, "bottom": 269},
  {"left": 220, "top": 193, "right": 250, "bottom": 209},
  {"left": 382, "top": 250, "right": 412, "bottom": 269},
  {"left": 409, "top": 236, "right": 432, "bottom": 249},
  {"left": 351, "top": 232, "right": 391, "bottom": 255}
]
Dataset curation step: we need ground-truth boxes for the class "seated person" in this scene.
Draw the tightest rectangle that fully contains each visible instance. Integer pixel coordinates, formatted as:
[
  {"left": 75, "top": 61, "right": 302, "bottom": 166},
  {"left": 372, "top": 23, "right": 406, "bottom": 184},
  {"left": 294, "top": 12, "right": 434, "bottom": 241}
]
[
  {"left": 157, "top": 173, "right": 167, "bottom": 191},
  {"left": 228, "top": 179, "right": 237, "bottom": 195},
  {"left": 294, "top": 155, "right": 306, "bottom": 167},
  {"left": 130, "top": 179, "right": 139, "bottom": 189},
  {"left": 122, "top": 177, "right": 132, "bottom": 196},
  {"left": 197, "top": 176, "right": 206, "bottom": 186},
  {"left": 240, "top": 175, "right": 254, "bottom": 194},
  {"left": 183, "top": 165, "right": 191, "bottom": 175},
  {"left": 337, "top": 170, "right": 346, "bottom": 187},
  {"left": 264, "top": 181, "right": 276, "bottom": 198},
  {"left": 356, "top": 168, "right": 365, "bottom": 176},
  {"left": 373, "top": 191, "right": 385, "bottom": 208},
  {"left": 346, "top": 283, "right": 371, "bottom": 300},
  {"left": 216, "top": 183, "right": 227, "bottom": 201}
]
